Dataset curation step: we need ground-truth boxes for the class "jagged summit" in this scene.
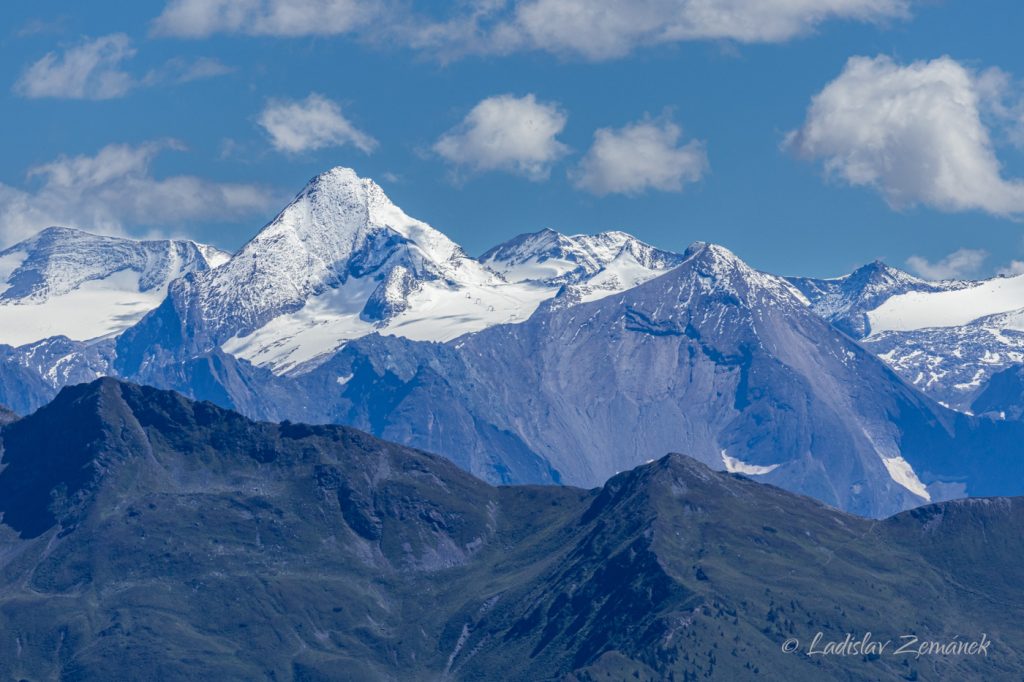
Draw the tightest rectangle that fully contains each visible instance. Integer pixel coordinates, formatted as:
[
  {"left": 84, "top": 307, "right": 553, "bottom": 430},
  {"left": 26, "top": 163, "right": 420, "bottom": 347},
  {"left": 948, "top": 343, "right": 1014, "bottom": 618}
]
[
  {"left": 842, "top": 259, "right": 934, "bottom": 292},
  {"left": 682, "top": 240, "right": 743, "bottom": 265},
  {"left": 482, "top": 227, "right": 685, "bottom": 286},
  {"left": 243, "top": 166, "right": 473, "bottom": 284}
]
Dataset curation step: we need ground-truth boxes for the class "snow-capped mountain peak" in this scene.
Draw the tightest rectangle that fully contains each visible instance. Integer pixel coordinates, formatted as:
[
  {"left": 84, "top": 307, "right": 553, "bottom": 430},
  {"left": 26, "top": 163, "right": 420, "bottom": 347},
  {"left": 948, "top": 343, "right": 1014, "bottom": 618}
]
[
  {"left": 482, "top": 227, "right": 684, "bottom": 286},
  {"left": 256, "top": 166, "right": 472, "bottom": 282},
  {"left": 185, "top": 168, "right": 502, "bottom": 360},
  {"left": 0, "top": 226, "right": 224, "bottom": 302},
  {"left": 0, "top": 226, "right": 227, "bottom": 346},
  {"left": 677, "top": 241, "right": 809, "bottom": 306},
  {"left": 787, "top": 259, "right": 972, "bottom": 339}
]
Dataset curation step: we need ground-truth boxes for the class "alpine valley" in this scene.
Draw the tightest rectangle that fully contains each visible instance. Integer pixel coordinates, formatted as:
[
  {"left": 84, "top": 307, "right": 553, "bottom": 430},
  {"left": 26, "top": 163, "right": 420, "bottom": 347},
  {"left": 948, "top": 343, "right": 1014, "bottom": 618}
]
[{"left": 3, "top": 167, "right": 1024, "bottom": 519}]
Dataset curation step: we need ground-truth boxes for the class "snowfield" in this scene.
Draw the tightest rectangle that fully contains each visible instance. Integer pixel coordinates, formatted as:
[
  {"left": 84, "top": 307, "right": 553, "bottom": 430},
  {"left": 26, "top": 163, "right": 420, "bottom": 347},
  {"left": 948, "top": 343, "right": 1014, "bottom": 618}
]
[
  {"left": 867, "top": 274, "right": 1024, "bottom": 334},
  {"left": 0, "top": 228, "right": 228, "bottom": 346},
  {"left": 0, "top": 270, "right": 174, "bottom": 345}
]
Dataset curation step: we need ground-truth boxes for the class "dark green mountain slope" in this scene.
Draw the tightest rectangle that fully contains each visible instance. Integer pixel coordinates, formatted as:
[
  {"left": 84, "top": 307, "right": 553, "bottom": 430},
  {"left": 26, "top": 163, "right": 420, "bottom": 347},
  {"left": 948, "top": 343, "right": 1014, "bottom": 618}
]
[{"left": 0, "top": 379, "right": 1020, "bottom": 680}]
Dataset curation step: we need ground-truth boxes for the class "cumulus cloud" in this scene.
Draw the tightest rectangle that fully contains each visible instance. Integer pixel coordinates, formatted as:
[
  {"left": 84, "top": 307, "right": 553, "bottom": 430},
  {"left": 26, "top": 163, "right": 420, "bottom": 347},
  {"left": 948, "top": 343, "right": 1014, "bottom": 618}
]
[
  {"left": 0, "top": 142, "right": 274, "bottom": 247},
  {"left": 14, "top": 34, "right": 231, "bottom": 100},
  {"left": 905, "top": 249, "right": 988, "bottom": 280},
  {"left": 14, "top": 34, "right": 137, "bottom": 100},
  {"left": 258, "top": 94, "right": 377, "bottom": 154},
  {"left": 152, "top": 0, "right": 378, "bottom": 38},
  {"left": 786, "top": 55, "right": 1024, "bottom": 218},
  {"left": 571, "top": 116, "right": 707, "bottom": 195},
  {"left": 153, "top": 0, "right": 911, "bottom": 60},
  {"left": 998, "top": 260, "right": 1024, "bottom": 277},
  {"left": 433, "top": 94, "right": 568, "bottom": 180},
  {"left": 498, "top": 0, "right": 912, "bottom": 60}
]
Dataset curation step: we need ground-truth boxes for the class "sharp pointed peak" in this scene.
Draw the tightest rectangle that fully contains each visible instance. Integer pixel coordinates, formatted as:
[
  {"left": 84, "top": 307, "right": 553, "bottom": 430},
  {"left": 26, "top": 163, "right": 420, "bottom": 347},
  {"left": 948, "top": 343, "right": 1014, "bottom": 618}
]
[
  {"left": 273, "top": 167, "right": 406, "bottom": 229},
  {"left": 852, "top": 258, "right": 899, "bottom": 273},
  {"left": 844, "top": 258, "right": 922, "bottom": 284},
  {"left": 300, "top": 166, "right": 387, "bottom": 197},
  {"left": 305, "top": 165, "right": 362, "bottom": 186}
]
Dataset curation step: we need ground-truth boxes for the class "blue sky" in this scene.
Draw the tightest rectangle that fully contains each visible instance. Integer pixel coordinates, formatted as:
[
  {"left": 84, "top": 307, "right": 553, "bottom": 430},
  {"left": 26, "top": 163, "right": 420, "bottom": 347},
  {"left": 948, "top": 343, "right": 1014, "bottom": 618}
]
[{"left": 2, "top": 1, "right": 1024, "bottom": 278}]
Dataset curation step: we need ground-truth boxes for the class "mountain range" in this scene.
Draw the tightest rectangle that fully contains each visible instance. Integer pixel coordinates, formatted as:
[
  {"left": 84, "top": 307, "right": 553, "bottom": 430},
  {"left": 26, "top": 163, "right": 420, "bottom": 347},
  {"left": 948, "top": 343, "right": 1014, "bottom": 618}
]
[
  {"left": 2, "top": 167, "right": 1024, "bottom": 518},
  {"left": 0, "top": 378, "right": 1020, "bottom": 681},
  {"left": 114, "top": 168, "right": 683, "bottom": 376}
]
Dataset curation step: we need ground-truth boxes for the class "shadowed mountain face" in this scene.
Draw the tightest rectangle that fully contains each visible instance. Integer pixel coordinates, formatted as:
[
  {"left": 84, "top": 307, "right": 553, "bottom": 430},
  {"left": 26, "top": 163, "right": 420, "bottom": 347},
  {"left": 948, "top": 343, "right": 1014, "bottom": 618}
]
[{"left": 0, "top": 379, "right": 1021, "bottom": 681}]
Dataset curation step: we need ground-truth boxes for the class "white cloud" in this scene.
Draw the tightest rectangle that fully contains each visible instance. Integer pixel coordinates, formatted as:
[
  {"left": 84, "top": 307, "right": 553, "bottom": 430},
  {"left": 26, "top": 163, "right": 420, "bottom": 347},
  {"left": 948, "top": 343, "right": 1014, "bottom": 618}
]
[
  {"left": 906, "top": 249, "right": 988, "bottom": 280},
  {"left": 998, "top": 260, "right": 1024, "bottom": 277},
  {"left": 502, "top": 0, "right": 912, "bottom": 60},
  {"left": 154, "top": 0, "right": 911, "bottom": 59},
  {"left": 0, "top": 142, "right": 274, "bottom": 247},
  {"left": 14, "top": 34, "right": 231, "bottom": 100},
  {"left": 433, "top": 94, "right": 568, "bottom": 180},
  {"left": 14, "top": 34, "right": 136, "bottom": 100},
  {"left": 149, "top": 0, "right": 913, "bottom": 59},
  {"left": 571, "top": 116, "right": 707, "bottom": 195},
  {"left": 258, "top": 94, "right": 377, "bottom": 154},
  {"left": 152, "top": 0, "right": 378, "bottom": 38},
  {"left": 787, "top": 55, "right": 1024, "bottom": 218}
]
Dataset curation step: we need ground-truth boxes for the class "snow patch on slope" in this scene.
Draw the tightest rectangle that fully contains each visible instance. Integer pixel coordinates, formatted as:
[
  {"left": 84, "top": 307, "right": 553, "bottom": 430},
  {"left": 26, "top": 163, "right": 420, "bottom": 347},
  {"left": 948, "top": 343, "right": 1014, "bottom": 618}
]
[
  {"left": 721, "top": 450, "right": 780, "bottom": 476},
  {"left": 222, "top": 274, "right": 556, "bottom": 374},
  {"left": 0, "top": 270, "right": 173, "bottom": 344},
  {"left": 197, "top": 244, "right": 232, "bottom": 268},
  {"left": 868, "top": 274, "right": 1024, "bottom": 334},
  {"left": 0, "top": 227, "right": 224, "bottom": 345},
  {"left": 881, "top": 456, "right": 931, "bottom": 501}
]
